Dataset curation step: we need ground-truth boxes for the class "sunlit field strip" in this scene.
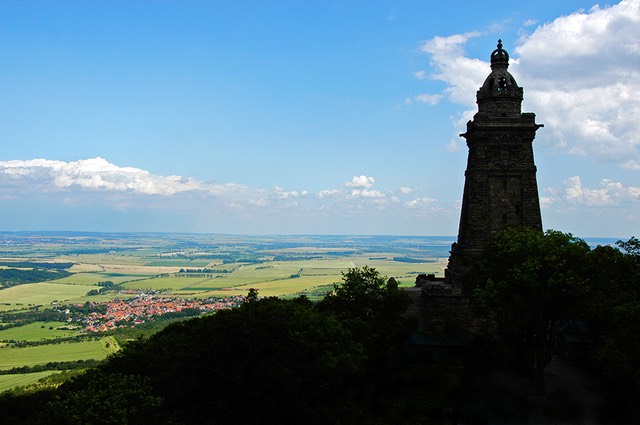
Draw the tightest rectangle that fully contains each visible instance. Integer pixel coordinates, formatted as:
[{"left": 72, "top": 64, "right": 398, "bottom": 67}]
[
  {"left": 143, "top": 259, "right": 213, "bottom": 267},
  {"left": 0, "top": 371, "right": 59, "bottom": 393},
  {"left": 0, "top": 322, "right": 82, "bottom": 342},
  {"left": 123, "top": 275, "right": 304, "bottom": 292},
  {"left": 199, "top": 275, "right": 340, "bottom": 298},
  {"left": 0, "top": 304, "right": 26, "bottom": 312},
  {"left": 0, "top": 338, "right": 117, "bottom": 370},
  {"left": 0, "top": 283, "right": 95, "bottom": 307},
  {"left": 296, "top": 259, "right": 447, "bottom": 283},
  {"left": 292, "top": 259, "right": 358, "bottom": 268},
  {"left": 60, "top": 254, "right": 149, "bottom": 266},
  {"left": 68, "top": 293, "right": 137, "bottom": 305},
  {"left": 123, "top": 276, "right": 216, "bottom": 291},
  {"left": 230, "top": 263, "right": 305, "bottom": 277},
  {"left": 355, "top": 259, "right": 448, "bottom": 279},
  {"left": 54, "top": 272, "right": 150, "bottom": 286}
]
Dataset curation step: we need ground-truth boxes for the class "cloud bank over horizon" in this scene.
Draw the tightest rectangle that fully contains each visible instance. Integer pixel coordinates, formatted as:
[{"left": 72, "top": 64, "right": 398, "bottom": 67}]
[
  {"left": 1, "top": 152, "right": 637, "bottom": 236},
  {"left": 0, "top": 157, "right": 451, "bottom": 234}
]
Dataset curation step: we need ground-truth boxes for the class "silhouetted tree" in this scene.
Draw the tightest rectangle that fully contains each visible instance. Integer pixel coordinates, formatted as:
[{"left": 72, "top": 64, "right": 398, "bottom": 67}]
[
  {"left": 580, "top": 239, "right": 640, "bottom": 413},
  {"left": 319, "top": 266, "right": 412, "bottom": 400},
  {"left": 470, "top": 228, "right": 590, "bottom": 393}
]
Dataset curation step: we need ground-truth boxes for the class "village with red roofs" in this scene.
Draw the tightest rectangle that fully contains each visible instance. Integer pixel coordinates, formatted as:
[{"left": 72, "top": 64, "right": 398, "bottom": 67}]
[{"left": 60, "top": 293, "right": 244, "bottom": 333}]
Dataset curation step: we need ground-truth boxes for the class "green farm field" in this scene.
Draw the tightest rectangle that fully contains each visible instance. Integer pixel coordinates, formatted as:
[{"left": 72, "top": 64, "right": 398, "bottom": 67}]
[
  {"left": 54, "top": 272, "right": 150, "bottom": 286},
  {"left": 0, "top": 282, "right": 95, "bottom": 308},
  {"left": 143, "top": 258, "right": 213, "bottom": 267},
  {"left": 0, "top": 337, "right": 118, "bottom": 370},
  {"left": 212, "top": 275, "right": 339, "bottom": 298},
  {"left": 60, "top": 254, "right": 149, "bottom": 266},
  {"left": 0, "top": 322, "right": 82, "bottom": 342},
  {"left": 0, "top": 370, "right": 60, "bottom": 393}
]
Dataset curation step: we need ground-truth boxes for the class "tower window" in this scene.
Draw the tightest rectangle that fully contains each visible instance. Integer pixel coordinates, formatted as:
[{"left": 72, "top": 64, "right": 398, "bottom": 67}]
[{"left": 498, "top": 77, "right": 507, "bottom": 94}]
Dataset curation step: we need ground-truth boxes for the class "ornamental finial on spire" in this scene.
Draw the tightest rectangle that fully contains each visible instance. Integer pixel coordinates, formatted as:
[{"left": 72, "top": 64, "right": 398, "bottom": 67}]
[{"left": 490, "top": 39, "right": 509, "bottom": 69}]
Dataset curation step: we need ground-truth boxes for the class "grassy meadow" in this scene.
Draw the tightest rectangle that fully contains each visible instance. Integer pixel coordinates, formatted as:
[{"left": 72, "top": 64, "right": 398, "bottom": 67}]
[
  {"left": 0, "top": 370, "right": 60, "bottom": 393},
  {"left": 0, "top": 322, "right": 82, "bottom": 342},
  {"left": 0, "top": 337, "right": 118, "bottom": 370},
  {"left": 0, "top": 282, "right": 96, "bottom": 309}
]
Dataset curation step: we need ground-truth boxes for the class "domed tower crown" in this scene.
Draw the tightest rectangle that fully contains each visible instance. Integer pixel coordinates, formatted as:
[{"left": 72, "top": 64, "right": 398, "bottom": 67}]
[{"left": 477, "top": 39, "right": 523, "bottom": 116}]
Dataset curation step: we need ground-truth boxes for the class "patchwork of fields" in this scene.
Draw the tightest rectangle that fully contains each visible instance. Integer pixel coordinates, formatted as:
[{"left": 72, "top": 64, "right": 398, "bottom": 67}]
[{"left": 0, "top": 232, "right": 453, "bottom": 392}]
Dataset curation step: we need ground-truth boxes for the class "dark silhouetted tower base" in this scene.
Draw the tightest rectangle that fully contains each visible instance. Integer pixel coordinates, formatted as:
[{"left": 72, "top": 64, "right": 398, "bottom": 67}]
[{"left": 446, "top": 40, "right": 543, "bottom": 289}]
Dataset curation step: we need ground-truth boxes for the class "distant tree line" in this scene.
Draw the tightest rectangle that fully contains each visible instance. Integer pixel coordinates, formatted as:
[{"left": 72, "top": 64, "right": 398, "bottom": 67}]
[
  {"left": 0, "top": 262, "right": 74, "bottom": 270},
  {"left": 177, "top": 268, "right": 229, "bottom": 274},
  {"left": 0, "top": 269, "right": 72, "bottom": 288},
  {"left": 0, "top": 309, "right": 69, "bottom": 329},
  {"left": 165, "top": 254, "right": 222, "bottom": 259},
  {"left": 273, "top": 255, "right": 322, "bottom": 261},
  {"left": 87, "top": 281, "right": 122, "bottom": 296},
  {"left": 0, "top": 359, "right": 100, "bottom": 375},
  {"left": 222, "top": 257, "right": 261, "bottom": 264},
  {"left": 64, "top": 248, "right": 118, "bottom": 255},
  {"left": 392, "top": 257, "right": 436, "bottom": 263},
  {"left": 2, "top": 335, "right": 97, "bottom": 348}
]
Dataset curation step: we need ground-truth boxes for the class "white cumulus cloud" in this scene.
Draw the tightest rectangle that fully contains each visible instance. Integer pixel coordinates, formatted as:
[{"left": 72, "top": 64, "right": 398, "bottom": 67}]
[
  {"left": 418, "top": 31, "right": 486, "bottom": 108},
  {"left": 563, "top": 175, "right": 640, "bottom": 206},
  {"left": 273, "top": 186, "right": 308, "bottom": 199},
  {"left": 405, "top": 196, "right": 438, "bottom": 208},
  {"left": 345, "top": 175, "right": 376, "bottom": 188},
  {"left": 0, "top": 158, "right": 316, "bottom": 213},
  {"left": 0, "top": 158, "right": 442, "bottom": 229},
  {"left": 0, "top": 157, "right": 203, "bottom": 196},
  {"left": 317, "top": 189, "right": 341, "bottom": 198},
  {"left": 348, "top": 189, "right": 385, "bottom": 199},
  {"left": 399, "top": 186, "right": 414, "bottom": 194}
]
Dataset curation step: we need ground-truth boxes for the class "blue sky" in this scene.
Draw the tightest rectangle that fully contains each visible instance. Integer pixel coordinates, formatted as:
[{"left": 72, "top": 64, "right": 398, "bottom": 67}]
[{"left": 1, "top": 1, "right": 639, "bottom": 237}]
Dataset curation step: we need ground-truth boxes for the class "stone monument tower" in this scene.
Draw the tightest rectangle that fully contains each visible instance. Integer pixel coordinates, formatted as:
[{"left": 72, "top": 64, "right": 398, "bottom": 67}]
[{"left": 447, "top": 40, "right": 543, "bottom": 288}]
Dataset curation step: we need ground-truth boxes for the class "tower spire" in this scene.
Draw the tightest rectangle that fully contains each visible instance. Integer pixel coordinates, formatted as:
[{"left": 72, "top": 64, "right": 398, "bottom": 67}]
[{"left": 446, "top": 40, "right": 543, "bottom": 290}]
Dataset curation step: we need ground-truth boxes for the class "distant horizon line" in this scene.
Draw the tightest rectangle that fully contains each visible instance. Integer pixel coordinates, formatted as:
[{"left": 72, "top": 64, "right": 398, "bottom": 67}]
[
  {"left": 0, "top": 229, "right": 626, "bottom": 242},
  {"left": 0, "top": 229, "right": 456, "bottom": 238}
]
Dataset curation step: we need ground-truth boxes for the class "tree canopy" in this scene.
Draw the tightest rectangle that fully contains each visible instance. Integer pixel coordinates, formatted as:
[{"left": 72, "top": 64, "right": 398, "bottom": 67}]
[
  {"left": 469, "top": 228, "right": 591, "bottom": 393},
  {"left": 470, "top": 228, "right": 640, "bottom": 407}
]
